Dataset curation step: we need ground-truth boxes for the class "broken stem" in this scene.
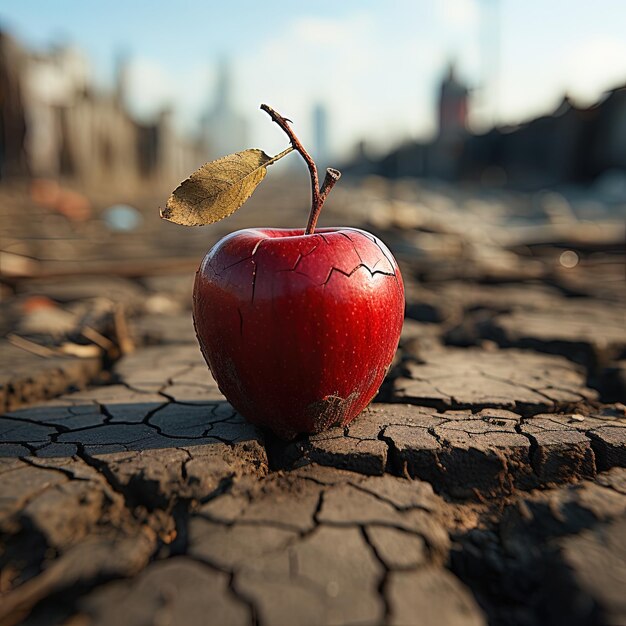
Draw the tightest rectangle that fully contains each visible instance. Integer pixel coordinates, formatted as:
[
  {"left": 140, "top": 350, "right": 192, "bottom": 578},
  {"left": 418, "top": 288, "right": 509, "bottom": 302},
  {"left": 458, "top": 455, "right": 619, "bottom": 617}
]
[
  {"left": 310, "top": 167, "right": 342, "bottom": 233},
  {"left": 260, "top": 104, "right": 341, "bottom": 235}
]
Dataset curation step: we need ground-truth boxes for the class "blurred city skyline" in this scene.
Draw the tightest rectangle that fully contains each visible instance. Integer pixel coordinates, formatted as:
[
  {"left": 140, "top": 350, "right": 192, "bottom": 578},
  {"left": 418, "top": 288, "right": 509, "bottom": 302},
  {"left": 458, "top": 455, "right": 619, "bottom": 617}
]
[{"left": 2, "top": 0, "right": 626, "bottom": 160}]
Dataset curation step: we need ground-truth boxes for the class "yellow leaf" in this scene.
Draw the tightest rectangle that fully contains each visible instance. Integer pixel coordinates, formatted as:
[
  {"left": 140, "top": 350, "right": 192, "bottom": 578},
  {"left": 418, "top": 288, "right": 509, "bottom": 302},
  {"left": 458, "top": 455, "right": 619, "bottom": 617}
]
[{"left": 161, "top": 149, "right": 275, "bottom": 226}]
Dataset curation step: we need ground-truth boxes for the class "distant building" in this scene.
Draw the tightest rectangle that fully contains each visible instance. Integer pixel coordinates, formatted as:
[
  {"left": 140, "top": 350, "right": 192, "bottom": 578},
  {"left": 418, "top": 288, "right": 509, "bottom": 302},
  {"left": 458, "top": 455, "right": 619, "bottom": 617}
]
[
  {"left": 201, "top": 58, "right": 247, "bottom": 160},
  {"left": 113, "top": 50, "right": 130, "bottom": 109},
  {"left": 430, "top": 62, "right": 470, "bottom": 179},
  {"left": 438, "top": 62, "right": 469, "bottom": 140},
  {"left": 367, "top": 62, "right": 472, "bottom": 181},
  {"left": 312, "top": 103, "right": 329, "bottom": 170},
  {"left": 344, "top": 59, "right": 626, "bottom": 190},
  {"left": 0, "top": 30, "right": 202, "bottom": 187},
  {"left": 461, "top": 87, "right": 626, "bottom": 188}
]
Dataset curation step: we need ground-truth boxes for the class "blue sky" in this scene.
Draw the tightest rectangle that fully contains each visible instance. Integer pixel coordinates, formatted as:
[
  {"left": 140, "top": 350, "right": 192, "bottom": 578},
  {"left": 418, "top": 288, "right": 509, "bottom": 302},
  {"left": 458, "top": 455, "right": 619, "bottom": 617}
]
[{"left": 2, "top": 0, "right": 626, "bottom": 158}]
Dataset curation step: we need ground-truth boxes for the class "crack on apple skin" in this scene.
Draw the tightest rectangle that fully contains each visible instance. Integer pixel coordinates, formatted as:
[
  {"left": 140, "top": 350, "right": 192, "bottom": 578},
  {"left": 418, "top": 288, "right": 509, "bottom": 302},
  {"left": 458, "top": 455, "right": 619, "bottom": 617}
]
[
  {"left": 279, "top": 239, "right": 321, "bottom": 273},
  {"left": 250, "top": 261, "right": 258, "bottom": 304},
  {"left": 250, "top": 238, "right": 265, "bottom": 256},
  {"left": 342, "top": 229, "right": 401, "bottom": 287},
  {"left": 302, "top": 237, "right": 322, "bottom": 256},
  {"left": 339, "top": 231, "right": 364, "bottom": 264},
  {"left": 274, "top": 268, "right": 320, "bottom": 285},
  {"left": 355, "top": 230, "right": 400, "bottom": 285},
  {"left": 272, "top": 262, "right": 397, "bottom": 287},
  {"left": 321, "top": 263, "right": 396, "bottom": 287},
  {"left": 221, "top": 255, "right": 254, "bottom": 271},
  {"left": 287, "top": 253, "right": 304, "bottom": 273},
  {"left": 217, "top": 238, "right": 266, "bottom": 272},
  {"left": 256, "top": 258, "right": 398, "bottom": 291}
]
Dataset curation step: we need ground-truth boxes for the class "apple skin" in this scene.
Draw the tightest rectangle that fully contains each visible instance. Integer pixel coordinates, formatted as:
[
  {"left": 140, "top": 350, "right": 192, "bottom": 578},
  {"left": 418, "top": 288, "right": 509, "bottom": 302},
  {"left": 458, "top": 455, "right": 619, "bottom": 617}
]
[{"left": 193, "top": 227, "right": 404, "bottom": 439}]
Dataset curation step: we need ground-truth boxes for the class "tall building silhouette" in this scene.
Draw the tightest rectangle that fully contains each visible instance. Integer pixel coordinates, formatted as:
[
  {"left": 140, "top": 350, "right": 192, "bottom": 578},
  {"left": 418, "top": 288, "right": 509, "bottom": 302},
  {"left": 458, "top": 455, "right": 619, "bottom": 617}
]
[
  {"left": 114, "top": 49, "right": 130, "bottom": 109},
  {"left": 312, "top": 102, "right": 329, "bottom": 170},
  {"left": 438, "top": 61, "right": 469, "bottom": 139},
  {"left": 202, "top": 58, "right": 247, "bottom": 159}
]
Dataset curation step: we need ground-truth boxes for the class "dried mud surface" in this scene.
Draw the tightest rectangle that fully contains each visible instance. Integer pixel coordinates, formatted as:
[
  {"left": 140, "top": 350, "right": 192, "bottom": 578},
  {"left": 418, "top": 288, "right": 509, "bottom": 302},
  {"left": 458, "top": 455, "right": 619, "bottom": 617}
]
[{"left": 1, "top": 184, "right": 625, "bottom": 626}]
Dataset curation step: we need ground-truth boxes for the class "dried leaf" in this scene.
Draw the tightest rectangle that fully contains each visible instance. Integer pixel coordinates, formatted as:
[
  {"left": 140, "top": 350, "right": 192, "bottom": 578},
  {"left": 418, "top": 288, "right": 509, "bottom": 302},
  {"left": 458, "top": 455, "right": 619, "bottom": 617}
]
[{"left": 160, "top": 149, "right": 273, "bottom": 226}]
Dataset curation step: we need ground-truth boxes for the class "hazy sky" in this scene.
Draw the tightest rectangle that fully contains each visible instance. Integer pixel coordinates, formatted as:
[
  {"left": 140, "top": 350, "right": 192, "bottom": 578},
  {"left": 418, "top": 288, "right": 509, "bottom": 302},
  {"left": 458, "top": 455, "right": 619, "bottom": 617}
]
[{"left": 2, "top": 0, "right": 626, "bottom": 158}]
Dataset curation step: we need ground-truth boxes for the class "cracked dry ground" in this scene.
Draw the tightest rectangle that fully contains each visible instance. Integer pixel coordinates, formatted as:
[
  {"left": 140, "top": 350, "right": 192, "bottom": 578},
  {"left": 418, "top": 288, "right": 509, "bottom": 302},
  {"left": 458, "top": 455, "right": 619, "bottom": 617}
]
[{"left": 1, "top": 271, "right": 625, "bottom": 626}]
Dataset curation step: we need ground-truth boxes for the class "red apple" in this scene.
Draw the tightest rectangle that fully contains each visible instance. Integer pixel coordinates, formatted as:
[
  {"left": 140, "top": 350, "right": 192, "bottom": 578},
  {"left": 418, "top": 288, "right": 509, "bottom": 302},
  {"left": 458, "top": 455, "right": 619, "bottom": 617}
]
[{"left": 193, "top": 226, "right": 404, "bottom": 439}]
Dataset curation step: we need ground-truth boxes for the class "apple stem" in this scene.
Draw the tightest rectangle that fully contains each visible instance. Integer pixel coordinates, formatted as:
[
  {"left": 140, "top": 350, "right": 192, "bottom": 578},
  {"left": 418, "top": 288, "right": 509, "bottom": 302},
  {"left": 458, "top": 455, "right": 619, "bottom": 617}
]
[{"left": 261, "top": 104, "right": 341, "bottom": 235}]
